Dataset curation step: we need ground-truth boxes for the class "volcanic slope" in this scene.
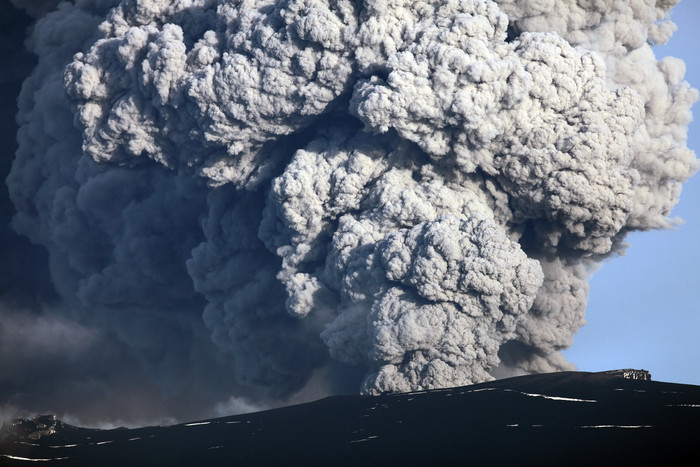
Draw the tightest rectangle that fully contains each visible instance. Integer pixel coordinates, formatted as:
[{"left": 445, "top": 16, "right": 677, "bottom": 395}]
[{"left": 1, "top": 371, "right": 698, "bottom": 466}]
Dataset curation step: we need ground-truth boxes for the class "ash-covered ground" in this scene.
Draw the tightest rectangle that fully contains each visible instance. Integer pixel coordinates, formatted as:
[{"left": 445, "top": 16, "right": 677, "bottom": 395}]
[{"left": 1, "top": 371, "right": 699, "bottom": 466}]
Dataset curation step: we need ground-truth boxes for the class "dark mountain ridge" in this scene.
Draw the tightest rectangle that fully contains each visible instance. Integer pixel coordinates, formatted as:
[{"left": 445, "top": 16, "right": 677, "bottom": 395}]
[{"left": 2, "top": 370, "right": 699, "bottom": 466}]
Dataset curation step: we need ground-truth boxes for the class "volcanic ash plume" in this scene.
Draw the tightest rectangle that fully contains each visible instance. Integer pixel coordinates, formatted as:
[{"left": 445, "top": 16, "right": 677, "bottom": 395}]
[{"left": 4, "top": 0, "right": 696, "bottom": 419}]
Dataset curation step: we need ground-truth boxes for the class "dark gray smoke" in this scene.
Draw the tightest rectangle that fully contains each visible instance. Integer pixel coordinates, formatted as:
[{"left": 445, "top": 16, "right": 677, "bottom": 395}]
[{"left": 1, "top": 0, "right": 696, "bottom": 425}]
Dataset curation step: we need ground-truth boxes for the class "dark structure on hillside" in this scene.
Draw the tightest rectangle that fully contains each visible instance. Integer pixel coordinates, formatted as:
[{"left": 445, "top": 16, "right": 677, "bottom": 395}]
[{"left": 603, "top": 369, "right": 651, "bottom": 381}]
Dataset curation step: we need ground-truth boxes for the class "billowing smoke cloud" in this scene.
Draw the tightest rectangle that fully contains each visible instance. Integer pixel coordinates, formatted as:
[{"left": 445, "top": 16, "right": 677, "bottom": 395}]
[{"left": 2, "top": 0, "right": 696, "bottom": 424}]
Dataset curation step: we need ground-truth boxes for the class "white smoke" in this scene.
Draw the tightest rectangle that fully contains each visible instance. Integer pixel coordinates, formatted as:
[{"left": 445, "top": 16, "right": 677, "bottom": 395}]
[{"left": 4, "top": 0, "right": 697, "bottom": 422}]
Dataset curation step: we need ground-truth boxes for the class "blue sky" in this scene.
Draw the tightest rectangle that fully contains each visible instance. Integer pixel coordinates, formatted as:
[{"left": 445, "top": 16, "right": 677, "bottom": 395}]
[{"left": 563, "top": 0, "right": 700, "bottom": 385}]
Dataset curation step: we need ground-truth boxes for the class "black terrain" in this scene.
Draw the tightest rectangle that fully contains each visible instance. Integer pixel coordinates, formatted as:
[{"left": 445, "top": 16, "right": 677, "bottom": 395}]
[{"left": 1, "top": 370, "right": 698, "bottom": 466}]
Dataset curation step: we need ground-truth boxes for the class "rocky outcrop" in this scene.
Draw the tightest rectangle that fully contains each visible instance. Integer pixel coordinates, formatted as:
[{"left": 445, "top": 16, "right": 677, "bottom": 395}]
[
  {"left": 0, "top": 414, "right": 59, "bottom": 441},
  {"left": 603, "top": 369, "right": 651, "bottom": 381}
]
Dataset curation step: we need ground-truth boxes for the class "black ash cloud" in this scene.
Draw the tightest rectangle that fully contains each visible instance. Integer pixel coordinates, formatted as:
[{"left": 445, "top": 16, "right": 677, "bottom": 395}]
[{"left": 1, "top": 0, "right": 696, "bottom": 425}]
